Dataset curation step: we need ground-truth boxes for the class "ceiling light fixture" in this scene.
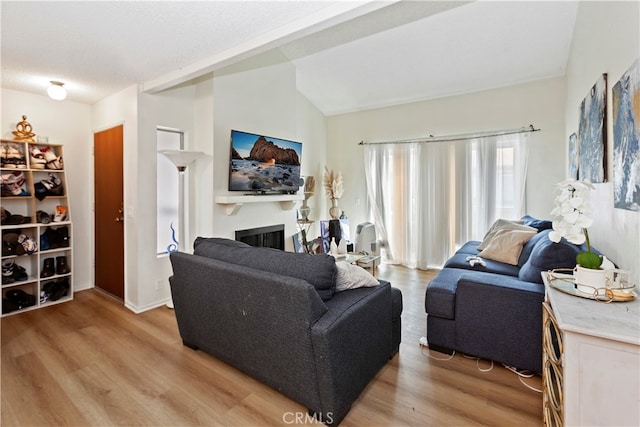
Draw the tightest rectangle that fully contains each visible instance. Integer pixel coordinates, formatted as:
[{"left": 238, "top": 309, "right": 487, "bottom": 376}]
[{"left": 47, "top": 81, "right": 67, "bottom": 101}]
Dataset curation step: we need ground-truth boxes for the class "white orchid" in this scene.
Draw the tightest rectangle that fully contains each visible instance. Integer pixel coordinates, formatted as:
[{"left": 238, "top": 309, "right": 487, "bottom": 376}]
[{"left": 549, "top": 179, "right": 602, "bottom": 268}]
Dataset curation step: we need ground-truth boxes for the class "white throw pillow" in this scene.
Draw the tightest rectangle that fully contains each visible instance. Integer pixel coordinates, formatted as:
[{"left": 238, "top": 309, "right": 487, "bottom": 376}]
[
  {"left": 335, "top": 261, "right": 380, "bottom": 291},
  {"left": 478, "top": 229, "right": 537, "bottom": 265},
  {"left": 477, "top": 219, "right": 536, "bottom": 250}
]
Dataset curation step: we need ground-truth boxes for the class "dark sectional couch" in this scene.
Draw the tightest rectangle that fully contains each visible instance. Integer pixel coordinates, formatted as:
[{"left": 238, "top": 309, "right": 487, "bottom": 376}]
[
  {"left": 425, "top": 216, "right": 592, "bottom": 374},
  {"left": 169, "top": 237, "right": 403, "bottom": 425}
]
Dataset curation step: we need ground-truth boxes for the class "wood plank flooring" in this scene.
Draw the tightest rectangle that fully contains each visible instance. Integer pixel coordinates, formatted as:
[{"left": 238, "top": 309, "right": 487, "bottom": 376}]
[{"left": 1, "top": 264, "right": 542, "bottom": 426}]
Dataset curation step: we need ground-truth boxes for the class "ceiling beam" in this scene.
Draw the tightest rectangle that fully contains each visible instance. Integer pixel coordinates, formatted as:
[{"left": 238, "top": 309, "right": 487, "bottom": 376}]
[{"left": 142, "top": 1, "right": 399, "bottom": 94}]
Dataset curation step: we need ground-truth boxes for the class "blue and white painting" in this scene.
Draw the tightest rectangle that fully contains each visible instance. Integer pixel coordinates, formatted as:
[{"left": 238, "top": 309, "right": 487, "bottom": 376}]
[
  {"left": 568, "top": 132, "right": 578, "bottom": 179},
  {"left": 613, "top": 58, "right": 640, "bottom": 211},
  {"left": 578, "top": 74, "right": 607, "bottom": 183}
]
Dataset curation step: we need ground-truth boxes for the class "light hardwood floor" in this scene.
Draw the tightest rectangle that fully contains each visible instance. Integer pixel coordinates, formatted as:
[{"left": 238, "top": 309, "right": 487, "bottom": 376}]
[{"left": 1, "top": 265, "right": 542, "bottom": 426}]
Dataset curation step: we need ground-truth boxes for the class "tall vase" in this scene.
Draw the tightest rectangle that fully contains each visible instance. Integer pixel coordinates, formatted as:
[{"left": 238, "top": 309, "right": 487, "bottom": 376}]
[
  {"left": 329, "top": 198, "right": 341, "bottom": 219},
  {"left": 299, "top": 198, "right": 311, "bottom": 221}
]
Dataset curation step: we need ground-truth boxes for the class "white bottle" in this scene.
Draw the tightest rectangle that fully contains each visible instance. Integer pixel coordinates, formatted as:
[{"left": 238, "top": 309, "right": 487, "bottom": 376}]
[
  {"left": 337, "top": 237, "right": 347, "bottom": 254},
  {"left": 330, "top": 237, "right": 338, "bottom": 255}
]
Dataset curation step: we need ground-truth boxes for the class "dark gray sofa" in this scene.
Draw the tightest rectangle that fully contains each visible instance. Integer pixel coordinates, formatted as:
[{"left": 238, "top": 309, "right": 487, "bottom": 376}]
[
  {"left": 169, "top": 237, "right": 403, "bottom": 425},
  {"left": 425, "top": 216, "right": 591, "bottom": 374}
]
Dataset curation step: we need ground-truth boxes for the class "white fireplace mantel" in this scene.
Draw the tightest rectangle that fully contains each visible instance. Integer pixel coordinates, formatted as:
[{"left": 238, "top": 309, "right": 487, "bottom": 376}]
[{"left": 215, "top": 194, "right": 304, "bottom": 216}]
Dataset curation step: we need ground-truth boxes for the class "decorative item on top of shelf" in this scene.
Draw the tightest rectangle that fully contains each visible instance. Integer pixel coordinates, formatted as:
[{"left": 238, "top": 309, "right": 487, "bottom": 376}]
[
  {"left": 11, "top": 115, "right": 36, "bottom": 142},
  {"left": 299, "top": 175, "right": 315, "bottom": 221},
  {"left": 323, "top": 166, "right": 343, "bottom": 219}
]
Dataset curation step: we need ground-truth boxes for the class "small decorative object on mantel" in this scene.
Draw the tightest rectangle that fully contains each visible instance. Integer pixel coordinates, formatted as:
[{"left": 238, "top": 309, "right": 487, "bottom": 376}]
[
  {"left": 323, "top": 166, "right": 343, "bottom": 219},
  {"left": 299, "top": 176, "right": 315, "bottom": 221},
  {"left": 12, "top": 115, "right": 36, "bottom": 142},
  {"left": 549, "top": 178, "right": 621, "bottom": 294}
]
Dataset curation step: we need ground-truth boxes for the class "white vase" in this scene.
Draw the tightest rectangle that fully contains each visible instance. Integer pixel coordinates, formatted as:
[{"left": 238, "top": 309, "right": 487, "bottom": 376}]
[
  {"left": 337, "top": 237, "right": 347, "bottom": 255},
  {"left": 574, "top": 265, "right": 607, "bottom": 295}
]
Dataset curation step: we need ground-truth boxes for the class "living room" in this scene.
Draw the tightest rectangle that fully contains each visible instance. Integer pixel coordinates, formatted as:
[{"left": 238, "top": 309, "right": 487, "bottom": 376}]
[{"left": 1, "top": 1, "right": 639, "bottom": 425}]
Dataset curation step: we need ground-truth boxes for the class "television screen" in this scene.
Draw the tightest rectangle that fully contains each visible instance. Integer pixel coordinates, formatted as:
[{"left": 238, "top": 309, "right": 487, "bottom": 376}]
[{"left": 229, "top": 130, "right": 302, "bottom": 193}]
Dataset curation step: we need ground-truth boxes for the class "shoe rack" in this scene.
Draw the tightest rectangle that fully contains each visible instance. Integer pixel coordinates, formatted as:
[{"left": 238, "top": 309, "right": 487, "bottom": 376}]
[{"left": 1, "top": 139, "right": 73, "bottom": 317}]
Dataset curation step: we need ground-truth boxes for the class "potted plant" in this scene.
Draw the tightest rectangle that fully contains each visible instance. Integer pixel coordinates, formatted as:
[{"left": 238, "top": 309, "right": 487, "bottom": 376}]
[{"left": 548, "top": 179, "right": 609, "bottom": 290}]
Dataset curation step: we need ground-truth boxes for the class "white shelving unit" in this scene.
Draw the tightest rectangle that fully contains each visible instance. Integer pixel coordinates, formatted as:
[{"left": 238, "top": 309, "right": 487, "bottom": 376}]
[
  {"left": 215, "top": 193, "right": 304, "bottom": 215},
  {"left": 1, "top": 139, "right": 73, "bottom": 316}
]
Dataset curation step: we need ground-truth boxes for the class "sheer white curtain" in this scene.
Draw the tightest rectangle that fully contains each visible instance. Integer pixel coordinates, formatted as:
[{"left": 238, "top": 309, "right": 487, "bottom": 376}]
[{"left": 364, "top": 133, "right": 529, "bottom": 269}]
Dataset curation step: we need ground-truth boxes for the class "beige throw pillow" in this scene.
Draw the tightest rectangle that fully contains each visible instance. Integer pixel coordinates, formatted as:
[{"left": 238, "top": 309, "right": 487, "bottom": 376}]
[
  {"left": 335, "top": 261, "right": 379, "bottom": 291},
  {"left": 478, "top": 229, "right": 537, "bottom": 265},
  {"left": 477, "top": 219, "right": 536, "bottom": 250}
]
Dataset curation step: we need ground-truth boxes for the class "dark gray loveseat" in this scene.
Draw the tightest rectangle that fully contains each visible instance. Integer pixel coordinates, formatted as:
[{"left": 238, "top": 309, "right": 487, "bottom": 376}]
[
  {"left": 169, "top": 237, "right": 403, "bottom": 425},
  {"left": 425, "top": 216, "right": 593, "bottom": 374}
]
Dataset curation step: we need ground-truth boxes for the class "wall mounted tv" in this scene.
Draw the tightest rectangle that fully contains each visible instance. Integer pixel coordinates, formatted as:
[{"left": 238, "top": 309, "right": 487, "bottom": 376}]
[{"left": 229, "top": 129, "right": 302, "bottom": 194}]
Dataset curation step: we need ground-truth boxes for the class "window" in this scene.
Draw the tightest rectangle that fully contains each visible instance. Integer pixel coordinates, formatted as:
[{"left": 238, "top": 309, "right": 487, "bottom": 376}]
[{"left": 157, "top": 128, "right": 183, "bottom": 255}]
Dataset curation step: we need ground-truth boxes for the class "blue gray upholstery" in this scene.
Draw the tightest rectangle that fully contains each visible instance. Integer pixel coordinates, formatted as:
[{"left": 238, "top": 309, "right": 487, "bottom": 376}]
[
  {"left": 170, "top": 238, "right": 402, "bottom": 425},
  {"left": 425, "top": 217, "right": 600, "bottom": 374}
]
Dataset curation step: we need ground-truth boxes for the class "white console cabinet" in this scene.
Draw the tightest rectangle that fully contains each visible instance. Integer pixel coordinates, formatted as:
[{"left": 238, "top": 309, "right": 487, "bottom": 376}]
[{"left": 542, "top": 272, "right": 639, "bottom": 426}]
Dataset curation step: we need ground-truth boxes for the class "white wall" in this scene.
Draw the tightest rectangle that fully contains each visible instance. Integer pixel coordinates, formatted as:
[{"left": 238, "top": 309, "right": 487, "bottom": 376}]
[
  {"left": 565, "top": 1, "right": 640, "bottom": 283},
  {"left": 1, "top": 89, "right": 93, "bottom": 291},
  {"left": 210, "top": 51, "right": 326, "bottom": 248},
  {"left": 326, "top": 77, "right": 567, "bottom": 234}
]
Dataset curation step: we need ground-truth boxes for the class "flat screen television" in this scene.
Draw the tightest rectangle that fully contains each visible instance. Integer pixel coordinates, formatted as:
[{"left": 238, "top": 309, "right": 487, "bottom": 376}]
[{"left": 229, "top": 129, "right": 302, "bottom": 194}]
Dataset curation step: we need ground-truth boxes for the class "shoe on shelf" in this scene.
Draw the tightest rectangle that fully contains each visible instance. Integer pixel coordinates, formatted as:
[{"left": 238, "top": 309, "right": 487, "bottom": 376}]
[
  {"left": 4, "top": 145, "right": 27, "bottom": 169},
  {"left": 56, "top": 256, "right": 70, "bottom": 275},
  {"left": 53, "top": 206, "right": 68, "bottom": 222},
  {"left": 41, "top": 258, "right": 55, "bottom": 278},
  {"left": 29, "top": 146, "right": 46, "bottom": 169},
  {"left": 17, "top": 233, "right": 38, "bottom": 254},
  {"left": 2, "top": 260, "right": 28, "bottom": 284},
  {"left": 41, "top": 146, "right": 63, "bottom": 170},
  {"left": 36, "top": 210, "right": 52, "bottom": 224}
]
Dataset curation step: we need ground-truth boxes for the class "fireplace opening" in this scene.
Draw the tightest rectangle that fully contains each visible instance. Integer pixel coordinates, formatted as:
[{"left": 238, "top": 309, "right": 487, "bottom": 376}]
[{"left": 235, "top": 224, "right": 285, "bottom": 250}]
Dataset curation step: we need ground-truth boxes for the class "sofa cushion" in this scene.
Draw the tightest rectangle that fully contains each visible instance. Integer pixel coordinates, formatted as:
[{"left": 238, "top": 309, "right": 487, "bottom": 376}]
[
  {"left": 478, "top": 228, "right": 537, "bottom": 265},
  {"left": 455, "top": 241, "right": 481, "bottom": 255},
  {"left": 517, "top": 229, "right": 551, "bottom": 267},
  {"left": 193, "top": 237, "right": 337, "bottom": 300},
  {"left": 478, "top": 219, "right": 536, "bottom": 250},
  {"left": 443, "top": 253, "right": 521, "bottom": 277},
  {"left": 521, "top": 214, "right": 553, "bottom": 232},
  {"left": 519, "top": 235, "right": 581, "bottom": 284}
]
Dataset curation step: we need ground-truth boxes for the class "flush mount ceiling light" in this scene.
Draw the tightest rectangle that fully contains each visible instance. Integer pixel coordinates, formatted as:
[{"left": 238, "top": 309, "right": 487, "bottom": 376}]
[{"left": 47, "top": 81, "right": 67, "bottom": 101}]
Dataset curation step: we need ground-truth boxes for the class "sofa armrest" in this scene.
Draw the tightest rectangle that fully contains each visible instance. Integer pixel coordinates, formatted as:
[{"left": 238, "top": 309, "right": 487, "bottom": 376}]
[
  {"left": 310, "top": 283, "right": 393, "bottom": 424},
  {"left": 455, "top": 272, "right": 545, "bottom": 373}
]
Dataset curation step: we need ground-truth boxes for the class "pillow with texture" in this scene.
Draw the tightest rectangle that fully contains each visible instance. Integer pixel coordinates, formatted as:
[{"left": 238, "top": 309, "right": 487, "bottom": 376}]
[
  {"left": 478, "top": 229, "right": 537, "bottom": 265},
  {"left": 478, "top": 219, "right": 536, "bottom": 250},
  {"left": 521, "top": 215, "right": 553, "bottom": 232},
  {"left": 335, "top": 261, "right": 379, "bottom": 291}
]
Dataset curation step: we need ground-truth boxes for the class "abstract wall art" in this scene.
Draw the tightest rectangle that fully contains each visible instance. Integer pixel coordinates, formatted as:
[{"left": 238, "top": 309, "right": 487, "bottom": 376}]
[
  {"left": 568, "top": 132, "right": 578, "bottom": 179},
  {"left": 578, "top": 73, "right": 607, "bottom": 183},
  {"left": 612, "top": 58, "right": 640, "bottom": 211}
]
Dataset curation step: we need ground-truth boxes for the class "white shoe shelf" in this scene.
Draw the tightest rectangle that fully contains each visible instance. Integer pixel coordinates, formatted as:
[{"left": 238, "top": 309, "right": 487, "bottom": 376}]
[{"left": 1, "top": 139, "right": 73, "bottom": 317}]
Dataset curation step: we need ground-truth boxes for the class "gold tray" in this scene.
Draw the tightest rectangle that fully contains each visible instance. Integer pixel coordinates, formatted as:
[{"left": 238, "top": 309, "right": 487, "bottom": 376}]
[{"left": 546, "top": 269, "right": 637, "bottom": 302}]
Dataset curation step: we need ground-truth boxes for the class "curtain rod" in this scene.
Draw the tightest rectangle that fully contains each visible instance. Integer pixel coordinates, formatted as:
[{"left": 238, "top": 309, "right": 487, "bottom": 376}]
[{"left": 358, "top": 124, "right": 540, "bottom": 145}]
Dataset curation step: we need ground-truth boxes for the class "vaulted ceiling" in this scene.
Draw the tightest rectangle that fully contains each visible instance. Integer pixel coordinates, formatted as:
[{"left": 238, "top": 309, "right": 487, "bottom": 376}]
[{"left": 1, "top": 1, "right": 578, "bottom": 116}]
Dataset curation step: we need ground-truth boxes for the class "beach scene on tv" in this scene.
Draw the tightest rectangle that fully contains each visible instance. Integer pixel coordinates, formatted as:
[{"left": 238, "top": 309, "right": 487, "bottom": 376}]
[{"left": 229, "top": 130, "right": 302, "bottom": 193}]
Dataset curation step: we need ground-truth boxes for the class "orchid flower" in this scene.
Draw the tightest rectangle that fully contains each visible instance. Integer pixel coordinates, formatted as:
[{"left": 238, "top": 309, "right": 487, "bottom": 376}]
[{"left": 549, "top": 179, "right": 602, "bottom": 269}]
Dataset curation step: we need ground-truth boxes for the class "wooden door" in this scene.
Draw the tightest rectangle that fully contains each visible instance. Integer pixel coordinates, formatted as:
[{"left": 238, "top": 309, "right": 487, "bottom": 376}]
[{"left": 94, "top": 125, "right": 125, "bottom": 300}]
